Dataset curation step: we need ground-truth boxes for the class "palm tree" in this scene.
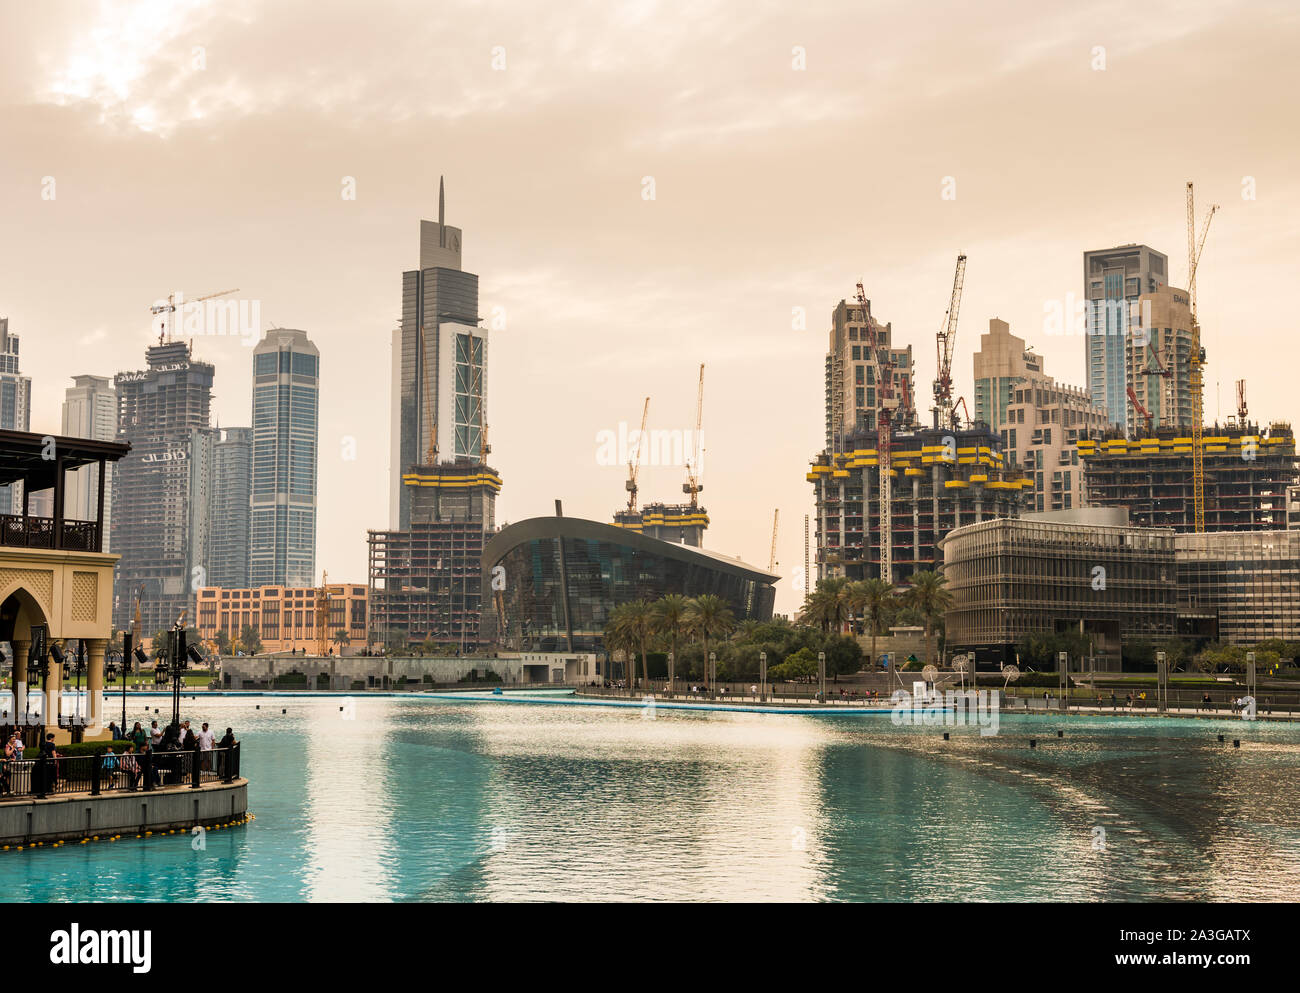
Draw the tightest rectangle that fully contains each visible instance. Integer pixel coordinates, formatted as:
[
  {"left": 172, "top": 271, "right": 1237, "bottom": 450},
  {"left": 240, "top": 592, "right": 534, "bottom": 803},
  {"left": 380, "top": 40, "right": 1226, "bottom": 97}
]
[
  {"left": 850, "top": 578, "right": 896, "bottom": 668},
  {"left": 603, "top": 608, "right": 634, "bottom": 690},
  {"left": 801, "top": 578, "right": 850, "bottom": 634},
  {"left": 685, "top": 594, "right": 736, "bottom": 692},
  {"left": 652, "top": 594, "right": 690, "bottom": 695},
  {"left": 903, "top": 570, "right": 953, "bottom": 665},
  {"left": 621, "top": 600, "right": 654, "bottom": 692}
]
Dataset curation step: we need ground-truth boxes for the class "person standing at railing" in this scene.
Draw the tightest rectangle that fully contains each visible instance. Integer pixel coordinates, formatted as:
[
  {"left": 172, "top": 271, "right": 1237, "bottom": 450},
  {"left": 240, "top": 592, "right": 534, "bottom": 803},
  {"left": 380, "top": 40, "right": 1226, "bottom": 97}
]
[
  {"left": 40, "top": 733, "right": 60, "bottom": 790},
  {"left": 101, "top": 747, "right": 119, "bottom": 788},
  {"left": 120, "top": 745, "right": 140, "bottom": 790},
  {"left": 196, "top": 722, "right": 215, "bottom": 772},
  {"left": 131, "top": 722, "right": 147, "bottom": 750}
]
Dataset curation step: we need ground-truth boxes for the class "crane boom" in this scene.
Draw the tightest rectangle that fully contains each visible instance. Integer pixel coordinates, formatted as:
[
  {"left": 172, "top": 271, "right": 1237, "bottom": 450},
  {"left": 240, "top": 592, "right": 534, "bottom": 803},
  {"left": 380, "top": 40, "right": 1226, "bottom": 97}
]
[
  {"left": 626, "top": 397, "right": 650, "bottom": 513},
  {"left": 683, "top": 364, "right": 705, "bottom": 507},
  {"left": 150, "top": 287, "right": 240, "bottom": 343},
  {"left": 933, "top": 254, "right": 967, "bottom": 429}
]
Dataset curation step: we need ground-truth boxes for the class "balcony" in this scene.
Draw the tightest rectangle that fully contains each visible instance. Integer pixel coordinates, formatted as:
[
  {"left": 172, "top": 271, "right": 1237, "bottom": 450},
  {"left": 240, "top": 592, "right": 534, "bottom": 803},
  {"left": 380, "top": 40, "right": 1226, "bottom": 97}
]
[{"left": 0, "top": 514, "right": 102, "bottom": 552}]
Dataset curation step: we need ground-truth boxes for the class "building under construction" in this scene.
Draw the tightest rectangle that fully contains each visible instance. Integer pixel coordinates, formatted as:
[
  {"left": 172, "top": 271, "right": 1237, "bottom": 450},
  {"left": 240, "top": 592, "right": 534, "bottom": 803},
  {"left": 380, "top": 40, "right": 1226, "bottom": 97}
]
[
  {"left": 1078, "top": 422, "right": 1299, "bottom": 531},
  {"left": 612, "top": 501, "right": 709, "bottom": 546},
  {"left": 809, "top": 424, "right": 1030, "bottom": 585},
  {"left": 367, "top": 459, "right": 501, "bottom": 651}
]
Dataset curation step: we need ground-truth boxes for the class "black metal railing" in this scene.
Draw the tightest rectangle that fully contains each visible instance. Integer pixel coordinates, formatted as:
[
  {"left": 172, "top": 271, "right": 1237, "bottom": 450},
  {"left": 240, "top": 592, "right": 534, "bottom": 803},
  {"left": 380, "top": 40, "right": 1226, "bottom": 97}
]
[
  {"left": 0, "top": 744, "right": 241, "bottom": 800},
  {"left": 0, "top": 514, "right": 102, "bottom": 552}
]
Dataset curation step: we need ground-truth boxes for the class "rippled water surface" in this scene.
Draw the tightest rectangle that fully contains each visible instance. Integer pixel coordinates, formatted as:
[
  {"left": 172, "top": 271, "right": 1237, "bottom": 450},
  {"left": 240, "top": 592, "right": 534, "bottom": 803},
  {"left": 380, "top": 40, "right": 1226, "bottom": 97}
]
[{"left": 5, "top": 694, "right": 1299, "bottom": 901}]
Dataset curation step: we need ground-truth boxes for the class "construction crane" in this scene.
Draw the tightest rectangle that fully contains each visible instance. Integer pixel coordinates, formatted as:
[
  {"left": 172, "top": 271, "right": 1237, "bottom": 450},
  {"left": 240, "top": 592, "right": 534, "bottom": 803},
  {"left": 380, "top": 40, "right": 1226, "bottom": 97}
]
[
  {"left": 315, "top": 571, "right": 332, "bottom": 657},
  {"left": 683, "top": 364, "right": 705, "bottom": 507},
  {"left": 150, "top": 288, "right": 239, "bottom": 344},
  {"left": 1127, "top": 384, "right": 1154, "bottom": 435},
  {"left": 768, "top": 509, "right": 779, "bottom": 573},
  {"left": 932, "top": 254, "right": 968, "bottom": 430},
  {"left": 1186, "top": 182, "right": 1219, "bottom": 533},
  {"left": 857, "top": 281, "right": 898, "bottom": 582},
  {"left": 626, "top": 397, "right": 650, "bottom": 513},
  {"left": 1236, "top": 379, "right": 1248, "bottom": 425}
]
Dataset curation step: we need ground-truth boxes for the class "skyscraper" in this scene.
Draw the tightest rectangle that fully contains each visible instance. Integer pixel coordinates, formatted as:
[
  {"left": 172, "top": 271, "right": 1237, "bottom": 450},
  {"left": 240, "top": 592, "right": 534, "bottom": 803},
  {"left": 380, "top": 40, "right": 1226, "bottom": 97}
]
[
  {"left": 1083, "top": 244, "right": 1167, "bottom": 431},
  {"left": 208, "top": 426, "right": 253, "bottom": 587},
  {"left": 390, "top": 177, "right": 486, "bottom": 530},
  {"left": 0, "top": 319, "right": 33, "bottom": 515},
  {"left": 250, "top": 329, "right": 319, "bottom": 588},
  {"left": 112, "top": 340, "right": 215, "bottom": 635},
  {"left": 61, "top": 375, "right": 118, "bottom": 549}
]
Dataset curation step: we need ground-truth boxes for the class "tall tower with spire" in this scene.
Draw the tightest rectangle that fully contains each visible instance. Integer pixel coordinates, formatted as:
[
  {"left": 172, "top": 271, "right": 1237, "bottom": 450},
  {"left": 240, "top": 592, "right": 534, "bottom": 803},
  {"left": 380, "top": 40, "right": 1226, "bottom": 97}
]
[{"left": 389, "top": 177, "right": 488, "bottom": 529}]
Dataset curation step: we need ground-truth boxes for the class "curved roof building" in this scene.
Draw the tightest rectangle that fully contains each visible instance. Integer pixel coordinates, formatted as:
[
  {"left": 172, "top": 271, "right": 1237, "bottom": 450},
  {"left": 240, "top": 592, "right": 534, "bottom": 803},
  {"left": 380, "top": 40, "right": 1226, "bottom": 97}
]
[{"left": 483, "top": 513, "right": 777, "bottom": 652}]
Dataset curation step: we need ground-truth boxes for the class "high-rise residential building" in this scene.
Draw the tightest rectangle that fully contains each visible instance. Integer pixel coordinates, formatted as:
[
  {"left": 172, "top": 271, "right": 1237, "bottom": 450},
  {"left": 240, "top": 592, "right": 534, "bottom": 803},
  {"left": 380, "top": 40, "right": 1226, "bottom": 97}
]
[
  {"left": 973, "top": 318, "right": 1109, "bottom": 513},
  {"left": 1130, "top": 283, "right": 1194, "bottom": 432},
  {"left": 61, "top": 375, "right": 118, "bottom": 549},
  {"left": 250, "top": 329, "right": 319, "bottom": 588},
  {"left": 824, "top": 296, "right": 914, "bottom": 453},
  {"left": 209, "top": 426, "right": 253, "bottom": 587},
  {"left": 111, "top": 340, "right": 215, "bottom": 634},
  {"left": 390, "top": 177, "right": 486, "bottom": 530},
  {"left": 0, "top": 319, "right": 33, "bottom": 515},
  {"left": 1083, "top": 244, "right": 1168, "bottom": 431}
]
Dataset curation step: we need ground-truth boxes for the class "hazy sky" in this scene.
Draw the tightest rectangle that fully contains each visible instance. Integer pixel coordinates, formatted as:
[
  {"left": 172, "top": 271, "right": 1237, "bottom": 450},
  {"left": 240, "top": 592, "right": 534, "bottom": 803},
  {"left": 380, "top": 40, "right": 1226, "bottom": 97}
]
[{"left": 2, "top": 0, "right": 1298, "bottom": 615}]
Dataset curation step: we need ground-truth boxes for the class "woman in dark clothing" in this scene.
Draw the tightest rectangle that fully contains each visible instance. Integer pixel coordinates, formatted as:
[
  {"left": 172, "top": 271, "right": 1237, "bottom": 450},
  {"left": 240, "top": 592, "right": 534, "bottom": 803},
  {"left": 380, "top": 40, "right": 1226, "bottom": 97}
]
[{"left": 131, "top": 722, "right": 147, "bottom": 749}]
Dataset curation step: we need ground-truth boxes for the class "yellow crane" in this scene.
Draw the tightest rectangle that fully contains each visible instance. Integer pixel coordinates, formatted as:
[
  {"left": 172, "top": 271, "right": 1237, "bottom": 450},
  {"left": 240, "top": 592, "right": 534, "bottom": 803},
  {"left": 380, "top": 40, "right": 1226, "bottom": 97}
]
[
  {"left": 150, "top": 288, "right": 239, "bottom": 344},
  {"left": 626, "top": 397, "right": 650, "bottom": 513},
  {"left": 683, "top": 365, "right": 705, "bottom": 508},
  {"left": 1186, "top": 181, "right": 1219, "bottom": 533},
  {"left": 768, "top": 509, "right": 779, "bottom": 573}
]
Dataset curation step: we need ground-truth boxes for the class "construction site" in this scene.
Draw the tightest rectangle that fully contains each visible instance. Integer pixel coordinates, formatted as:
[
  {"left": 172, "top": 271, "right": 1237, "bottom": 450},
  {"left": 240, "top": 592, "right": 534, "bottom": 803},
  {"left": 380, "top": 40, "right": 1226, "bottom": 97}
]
[
  {"left": 611, "top": 364, "right": 709, "bottom": 546},
  {"left": 809, "top": 255, "right": 1031, "bottom": 585},
  {"left": 1081, "top": 183, "right": 1300, "bottom": 533}
]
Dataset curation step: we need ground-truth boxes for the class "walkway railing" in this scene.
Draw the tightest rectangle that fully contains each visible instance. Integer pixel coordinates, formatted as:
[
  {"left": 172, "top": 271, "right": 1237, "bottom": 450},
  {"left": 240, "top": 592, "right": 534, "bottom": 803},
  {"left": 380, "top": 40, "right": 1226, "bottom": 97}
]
[{"left": 0, "top": 745, "right": 241, "bottom": 800}]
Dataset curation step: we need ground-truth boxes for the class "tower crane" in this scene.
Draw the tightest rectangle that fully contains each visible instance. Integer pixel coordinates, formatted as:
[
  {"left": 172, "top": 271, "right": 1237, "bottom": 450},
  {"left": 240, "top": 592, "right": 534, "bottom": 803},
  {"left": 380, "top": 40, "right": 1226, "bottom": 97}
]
[
  {"left": 857, "top": 281, "right": 897, "bottom": 583},
  {"left": 150, "top": 288, "right": 239, "bottom": 344},
  {"left": 932, "top": 254, "right": 968, "bottom": 430},
  {"left": 1236, "top": 379, "right": 1248, "bottom": 425},
  {"left": 768, "top": 509, "right": 779, "bottom": 573},
  {"left": 626, "top": 397, "right": 650, "bottom": 513},
  {"left": 1186, "top": 182, "right": 1219, "bottom": 533},
  {"left": 683, "top": 365, "right": 705, "bottom": 508},
  {"left": 1127, "top": 384, "right": 1154, "bottom": 435}
]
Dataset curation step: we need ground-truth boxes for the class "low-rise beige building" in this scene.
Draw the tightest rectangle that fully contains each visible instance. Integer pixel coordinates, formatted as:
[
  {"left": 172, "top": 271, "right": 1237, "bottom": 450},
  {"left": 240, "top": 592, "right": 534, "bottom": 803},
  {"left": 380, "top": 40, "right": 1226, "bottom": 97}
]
[{"left": 195, "top": 583, "right": 368, "bottom": 655}]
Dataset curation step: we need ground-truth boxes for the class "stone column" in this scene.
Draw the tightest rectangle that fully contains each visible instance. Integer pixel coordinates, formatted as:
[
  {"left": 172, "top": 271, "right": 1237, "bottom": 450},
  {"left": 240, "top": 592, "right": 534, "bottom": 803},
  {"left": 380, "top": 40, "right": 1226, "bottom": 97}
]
[
  {"left": 44, "top": 645, "right": 64, "bottom": 740},
  {"left": 87, "top": 638, "right": 107, "bottom": 737},
  {"left": 10, "top": 639, "right": 29, "bottom": 726}
]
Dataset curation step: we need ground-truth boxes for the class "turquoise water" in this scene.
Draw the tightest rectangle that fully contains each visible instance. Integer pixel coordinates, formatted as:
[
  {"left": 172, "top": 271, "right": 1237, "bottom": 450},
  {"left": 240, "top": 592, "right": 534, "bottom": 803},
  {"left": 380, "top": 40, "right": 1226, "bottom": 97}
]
[{"left": 4, "top": 694, "right": 1299, "bottom": 901}]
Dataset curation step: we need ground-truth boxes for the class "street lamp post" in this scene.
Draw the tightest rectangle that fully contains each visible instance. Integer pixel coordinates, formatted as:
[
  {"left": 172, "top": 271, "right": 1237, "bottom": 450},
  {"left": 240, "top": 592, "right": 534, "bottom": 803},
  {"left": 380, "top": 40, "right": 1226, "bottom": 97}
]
[
  {"left": 817, "top": 651, "right": 826, "bottom": 703},
  {"left": 708, "top": 652, "right": 716, "bottom": 695},
  {"left": 26, "top": 625, "right": 50, "bottom": 733},
  {"left": 759, "top": 651, "right": 767, "bottom": 702},
  {"left": 1156, "top": 650, "right": 1168, "bottom": 713}
]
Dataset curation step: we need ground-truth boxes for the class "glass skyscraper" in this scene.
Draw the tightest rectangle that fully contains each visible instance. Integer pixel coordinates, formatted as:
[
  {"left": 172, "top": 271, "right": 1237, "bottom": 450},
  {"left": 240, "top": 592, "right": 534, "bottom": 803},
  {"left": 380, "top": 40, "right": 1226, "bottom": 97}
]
[
  {"left": 250, "top": 329, "right": 319, "bottom": 588},
  {"left": 0, "top": 319, "right": 33, "bottom": 515}
]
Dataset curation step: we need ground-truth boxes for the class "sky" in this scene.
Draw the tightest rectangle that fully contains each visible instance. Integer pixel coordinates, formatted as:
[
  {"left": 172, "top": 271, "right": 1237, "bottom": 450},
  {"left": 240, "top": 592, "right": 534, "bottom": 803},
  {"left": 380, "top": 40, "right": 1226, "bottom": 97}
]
[{"left": 1, "top": 0, "right": 1298, "bottom": 616}]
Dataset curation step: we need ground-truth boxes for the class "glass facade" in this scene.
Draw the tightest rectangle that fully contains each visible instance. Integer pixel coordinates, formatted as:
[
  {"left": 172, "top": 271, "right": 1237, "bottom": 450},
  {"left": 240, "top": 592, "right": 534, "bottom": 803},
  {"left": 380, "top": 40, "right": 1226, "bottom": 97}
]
[
  {"left": 488, "top": 519, "right": 776, "bottom": 653},
  {"left": 250, "top": 329, "right": 319, "bottom": 588},
  {"left": 1177, "top": 531, "right": 1300, "bottom": 642},
  {"left": 942, "top": 518, "right": 1177, "bottom": 663}
]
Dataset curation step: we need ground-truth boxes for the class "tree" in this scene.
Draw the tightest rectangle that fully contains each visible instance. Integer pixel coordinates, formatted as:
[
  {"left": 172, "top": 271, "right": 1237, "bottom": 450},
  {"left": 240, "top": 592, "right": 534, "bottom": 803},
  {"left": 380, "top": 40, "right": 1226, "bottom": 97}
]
[
  {"left": 652, "top": 594, "right": 690, "bottom": 693},
  {"left": 611, "top": 600, "right": 653, "bottom": 692},
  {"left": 214, "top": 630, "right": 233, "bottom": 656},
  {"left": 334, "top": 628, "right": 351, "bottom": 654},
  {"left": 903, "top": 570, "right": 953, "bottom": 665},
  {"left": 801, "top": 578, "right": 849, "bottom": 634},
  {"left": 238, "top": 625, "right": 263, "bottom": 657},
  {"left": 602, "top": 610, "right": 635, "bottom": 688},
  {"left": 849, "top": 578, "right": 896, "bottom": 668},
  {"left": 771, "top": 647, "right": 818, "bottom": 682},
  {"left": 685, "top": 594, "right": 736, "bottom": 691}
]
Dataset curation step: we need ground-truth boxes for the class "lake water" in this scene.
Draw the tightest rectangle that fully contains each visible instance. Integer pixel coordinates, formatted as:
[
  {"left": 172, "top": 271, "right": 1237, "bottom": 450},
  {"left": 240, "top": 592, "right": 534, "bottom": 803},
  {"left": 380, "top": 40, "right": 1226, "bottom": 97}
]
[{"left": 4, "top": 693, "right": 1298, "bottom": 901}]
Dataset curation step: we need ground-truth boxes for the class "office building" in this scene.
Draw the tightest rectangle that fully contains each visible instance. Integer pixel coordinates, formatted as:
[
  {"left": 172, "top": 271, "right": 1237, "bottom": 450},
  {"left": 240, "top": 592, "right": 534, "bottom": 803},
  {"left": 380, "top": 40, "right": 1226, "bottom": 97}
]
[
  {"left": 390, "top": 178, "right": 486, "bottom": 531},
  {"left": 1177, "top": 530, "right": 1300, "bottom": 643},
  {"left": 111, "top": 341, "right": 216, "bottom": 633},
  {"left": 1083, "top": 244, "right": 1168, "bottom": 431},
  {"left": 207, "top": 426, "right": 253, "bottom": 587},
  {"left": 250, "top": 329, "right": 319, "bottom": 588},
  {"left": 0, "top": 319, "right": 33, "bottom": 515},
  {"left": 973, "top": 318, "right": 1108, "bottom": 512},
  {"left": 195, "top": 582, "right": 368, "bottom": 656},
  {"left": 60, "top": 374, "right": 118, "bottom": 549}
]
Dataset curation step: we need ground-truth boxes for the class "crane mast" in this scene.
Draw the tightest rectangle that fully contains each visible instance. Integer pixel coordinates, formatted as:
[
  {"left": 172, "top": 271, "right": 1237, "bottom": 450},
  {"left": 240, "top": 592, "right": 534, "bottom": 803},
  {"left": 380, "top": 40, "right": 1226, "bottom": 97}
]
[
  {"left": 768, "top": 509, "right": 779, "bottom": 573},
  {"left": 1186, "top": 182, "right": 1218, "bottom": 533},
  {"left": 933, "top": 254, "right": 967, "bottom": 430},
  {"left": 683, "top": 364, "right": 705, "bottom": 507},
  {"left": 626, "top": 397, "right": 650, "bottom": 513},
  {"left": 857, "top": 281, "right": 895, "bottom": 582}
]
